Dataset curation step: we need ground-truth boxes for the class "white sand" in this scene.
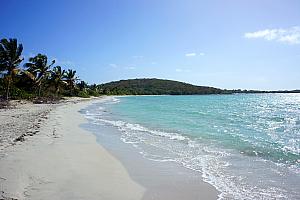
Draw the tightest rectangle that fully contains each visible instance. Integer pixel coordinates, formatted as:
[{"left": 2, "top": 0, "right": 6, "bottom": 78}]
[
  {"left": 0, "top": 98, "right": 145, "bottom": 200},
  {"left": 0, "top": 100, "right": 54, "bottom": 151}
]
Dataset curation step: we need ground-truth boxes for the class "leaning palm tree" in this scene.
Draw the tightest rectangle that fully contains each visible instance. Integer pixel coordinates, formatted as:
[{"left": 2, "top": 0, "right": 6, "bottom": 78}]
[
  {"left": 64, "top": 69, "right": 78, "bottom": 95},
  {"left": 24, "top": 54, "right": 55, "bottom": 97},
  {"left": 0, "top": 38, "right": 23, "bottom": 100},
  {"left": 50, "top": 66, "right": 66, "bottom": 96}
]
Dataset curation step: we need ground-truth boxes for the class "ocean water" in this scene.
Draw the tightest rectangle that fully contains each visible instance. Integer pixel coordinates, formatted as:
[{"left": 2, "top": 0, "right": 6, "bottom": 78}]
[{"left": 83, "top": 94, "right": 300, "bottom": 199}]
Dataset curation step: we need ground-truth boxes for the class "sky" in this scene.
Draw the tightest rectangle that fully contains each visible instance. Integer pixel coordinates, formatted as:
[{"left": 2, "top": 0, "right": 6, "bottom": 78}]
[{"left": 1, "top": 0, "right": 300, "bottom": 90}]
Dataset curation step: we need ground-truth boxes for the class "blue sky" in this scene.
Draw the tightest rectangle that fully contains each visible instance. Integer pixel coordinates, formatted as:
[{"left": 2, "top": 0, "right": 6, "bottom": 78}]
[{"left": 1, "top": 0, "right": 299, "bottom": 90}]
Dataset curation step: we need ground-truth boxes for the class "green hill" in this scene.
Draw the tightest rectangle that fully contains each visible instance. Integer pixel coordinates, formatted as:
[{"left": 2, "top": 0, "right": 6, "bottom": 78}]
[{"left": 98, "top": 78, "right": 230, "bottom": 95}]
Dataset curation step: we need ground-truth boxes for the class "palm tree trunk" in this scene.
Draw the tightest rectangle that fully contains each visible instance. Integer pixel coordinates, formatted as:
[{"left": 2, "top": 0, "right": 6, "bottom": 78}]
[
  {"left": 55, "top": 84, "right": 60, "bottom": 96},
  {"left": 6, "top": 78, "right": 10, "bottom": 100},
  {"left": 70, "top": 83, "right": 74, "bottom": 96},
  {"left": 38, "top": 84, "right": 42, "bottom": 97}
]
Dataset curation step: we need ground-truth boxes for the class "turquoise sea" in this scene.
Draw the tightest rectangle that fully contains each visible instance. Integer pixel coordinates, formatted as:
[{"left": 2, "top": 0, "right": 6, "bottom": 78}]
[{"left": 84, "top": 94, "right": 300, "bottom": 199}]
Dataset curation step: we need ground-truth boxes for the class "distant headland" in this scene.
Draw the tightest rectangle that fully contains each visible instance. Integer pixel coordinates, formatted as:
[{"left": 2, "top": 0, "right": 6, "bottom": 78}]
[{"left": 98, "top": 78, "right": 300, "bottom": 95}]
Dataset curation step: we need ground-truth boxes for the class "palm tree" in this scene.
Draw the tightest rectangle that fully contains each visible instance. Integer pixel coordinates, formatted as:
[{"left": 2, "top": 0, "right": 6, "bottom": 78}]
[
  {"left": 64, "top": 69, "right": 78, "bottom": 95},
  {"left": 89, "top": 84, "right": 99, "bottom": 93},
  {"left": 0, "top": 38, "right": 23, "bottom": 100},
  {"left": 50, "top": 66, "right": 66, "bottom": 95},
  {"left": 77, "top": 80, "right": 88, "bottom": 91},
  {"left": 24, "top": 54, "right": 55, "bottom": 97}
]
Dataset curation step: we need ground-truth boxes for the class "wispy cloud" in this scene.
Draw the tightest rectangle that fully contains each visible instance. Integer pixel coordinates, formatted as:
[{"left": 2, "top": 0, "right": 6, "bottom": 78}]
[
  {"left": 109, "top": 63, "right": 136, "bottom": 70},
  {"left": 125, "top": 66, "right": 136, "bottom": 70},
  {"left": 244, "top": 26, "right": 300, "bottom": 44},
  {"left": 124, "top": 64, "right": 136, "bottom": 70},
  {"left": 109, "top": 63, "right": 118, "bottom": 68},
  {"left": 57, "top": 60, "right": 74, "bottom": 66},
  {"left": 132, "top": 55, "right": 144, "bottom": 59},
  {"left": 185, "top": 53, "right": 196, "bottom": 57},
  {"left": 175, "top": 68, "right": 191, "bottom": 73},
  {"left": 185, "top": 52, "right": 205, "bottom": 57}
]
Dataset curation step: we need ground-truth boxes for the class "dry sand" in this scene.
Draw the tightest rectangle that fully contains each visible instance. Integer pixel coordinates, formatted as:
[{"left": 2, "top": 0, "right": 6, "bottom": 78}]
[
  {"left": 0, "top": 100, "right": 55, "bottom": 151},
  {"left": 0, "top": 98, "right": 144, "bottom": 200}
]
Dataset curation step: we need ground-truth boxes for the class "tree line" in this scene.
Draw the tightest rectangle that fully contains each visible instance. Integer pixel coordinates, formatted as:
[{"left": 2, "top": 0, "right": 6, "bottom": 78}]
[
  {"left": 1, "top": 38, "right": 298, "bottom": 101},
  {"left": 0, "top": 38, "right": 101, "bottom": 101}
]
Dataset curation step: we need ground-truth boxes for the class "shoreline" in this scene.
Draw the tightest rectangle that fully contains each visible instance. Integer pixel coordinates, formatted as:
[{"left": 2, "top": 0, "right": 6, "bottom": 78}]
[
  {"left": 81, "top": 106, "right": 219, "bottom": 200},
  {"left": 0, "top": 97, "right": 219, "bottom": 200}
]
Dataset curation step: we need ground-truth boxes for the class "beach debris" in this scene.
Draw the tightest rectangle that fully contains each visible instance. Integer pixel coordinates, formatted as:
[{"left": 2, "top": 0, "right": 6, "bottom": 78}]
[
  {"left": 0, "top": 191, "right": 18, "bottom": 200},
  {"left": 14, "top": 134, "right": 26, "bottom": 142},
  {"left": 32, "top": 97, "right": 60, "bottom": 104},
  {"left": 0, "top": 100, "right": 11, "bottom": 109}
]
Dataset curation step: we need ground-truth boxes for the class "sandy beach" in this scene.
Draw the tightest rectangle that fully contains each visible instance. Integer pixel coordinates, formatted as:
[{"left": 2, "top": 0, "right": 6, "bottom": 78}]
[{"left": 0, "top": 97, "right": 218, "bottom": 200}]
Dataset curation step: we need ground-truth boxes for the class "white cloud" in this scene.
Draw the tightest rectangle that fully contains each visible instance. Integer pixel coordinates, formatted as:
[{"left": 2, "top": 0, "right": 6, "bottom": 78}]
[
  {"left": 185, "top": 52, "right": 205, "bottom": 57},
  {"left": 175, "top": 68, "right": 191, "bottom": 73},
  {"left": 185, "top": 53, "right": 196, "bottom": 57},
  {"left": 132, "top": 55, "right": 144, "bottom": 59},
  {"left": 125, "top": 65, "right": 136, "bottom": 70},
  {"left": 57, "top": 60, "right": 74, "bottom": 66},
  {"left": 109, "top": 63, "right": 118, "bottom": 68},
  {"left": 244, "top": 26, "right": 300, "bottom": 44},
  {"left": 109, "top": 63, "right": 136, "bottom": 70}
]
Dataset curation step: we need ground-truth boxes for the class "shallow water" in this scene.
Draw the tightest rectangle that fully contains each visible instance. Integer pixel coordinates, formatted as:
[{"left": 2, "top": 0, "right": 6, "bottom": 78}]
[{"left": 83, "top": 94, "right": 300, "bottom": 199}]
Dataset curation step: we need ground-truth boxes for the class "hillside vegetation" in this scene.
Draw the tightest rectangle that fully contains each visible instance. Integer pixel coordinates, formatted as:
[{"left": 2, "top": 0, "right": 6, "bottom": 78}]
[
  {"left": 98, "top": 79, "right": 300, "bottom": 95},
  {"left": 98, "top": 78, "right": 231, "bottom": 95}
]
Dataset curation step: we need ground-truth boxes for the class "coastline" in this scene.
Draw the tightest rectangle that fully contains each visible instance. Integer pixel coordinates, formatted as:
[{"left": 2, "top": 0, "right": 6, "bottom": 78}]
[
  {"left": 81, "top": 110, "right": 219, "bottom": 200},
  {"left": 0, "top": 97, "right": 219, "bottom": 200}
]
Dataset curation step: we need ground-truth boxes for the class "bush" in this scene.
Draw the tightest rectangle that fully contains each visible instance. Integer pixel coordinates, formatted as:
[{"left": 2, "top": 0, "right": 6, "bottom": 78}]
[
  {"left": 87, "top": 89, "right": 100, "bottom": 97},
  {"left": 10, "top": 87, "right": 34, "bottom": 100},
  {"left": 77, "top": 91, "right": 90, "bottom": 98}
]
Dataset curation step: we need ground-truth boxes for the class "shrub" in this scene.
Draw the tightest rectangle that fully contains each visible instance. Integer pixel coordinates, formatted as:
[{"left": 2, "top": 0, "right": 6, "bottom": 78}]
[
  {"left": 10, "top": 87, "right": 34, "bottom": 100},
  {"left": 77, "top": 91, "right": 90, "bottom": 98},
  {"left": 87, "top": 89, "right": 100, "bottom": 97}
]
